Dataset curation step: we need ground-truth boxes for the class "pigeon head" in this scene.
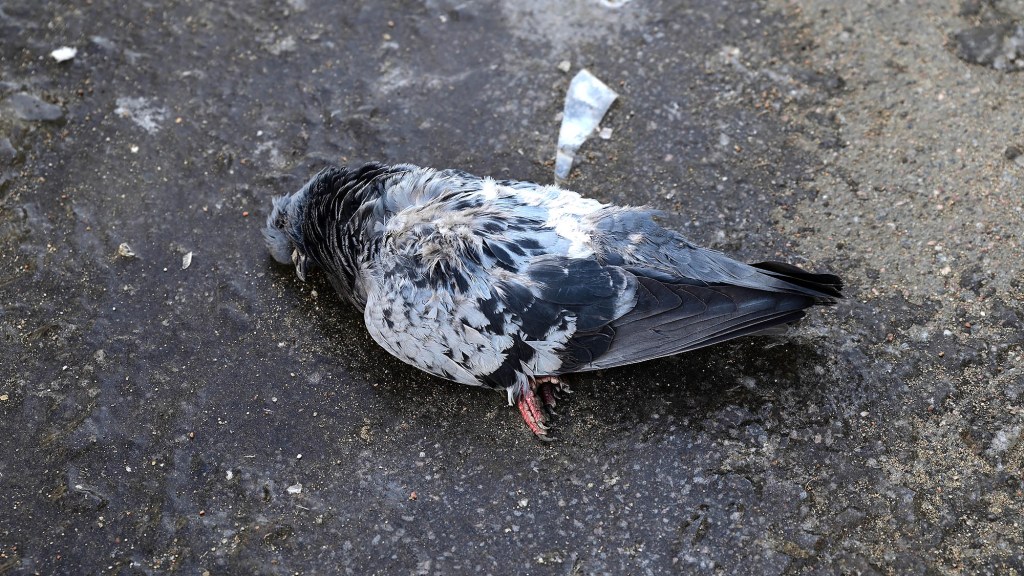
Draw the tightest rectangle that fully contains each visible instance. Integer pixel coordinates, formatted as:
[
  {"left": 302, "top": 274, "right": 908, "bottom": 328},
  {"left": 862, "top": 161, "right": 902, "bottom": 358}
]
[
  {"left": 264, "top": 173, "right": 321, "bottom": 282},
  {"left": 265, "top": 163, "right": 396, "bottom": 299},
  {"left": 265, "top": 166, "right": 362, "bottom": 283}
]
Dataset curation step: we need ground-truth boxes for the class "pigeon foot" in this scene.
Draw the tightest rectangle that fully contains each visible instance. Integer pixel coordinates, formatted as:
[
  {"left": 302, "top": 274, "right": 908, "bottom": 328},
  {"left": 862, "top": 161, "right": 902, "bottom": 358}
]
[{"left": 516, "top": 376, "right": 569, "bottom": 441}]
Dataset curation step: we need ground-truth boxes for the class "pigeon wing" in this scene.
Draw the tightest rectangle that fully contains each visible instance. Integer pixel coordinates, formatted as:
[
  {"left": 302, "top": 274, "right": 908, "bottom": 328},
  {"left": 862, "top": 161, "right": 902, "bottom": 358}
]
[
  {"left": 476, "top": 255, "right": 636, "bottom": 389},
  {"left": 484, "top": 244, "right": 832, "bottom": 378},
  {"left": 559, "top": 276, "right": 817, "bottom": 372}
]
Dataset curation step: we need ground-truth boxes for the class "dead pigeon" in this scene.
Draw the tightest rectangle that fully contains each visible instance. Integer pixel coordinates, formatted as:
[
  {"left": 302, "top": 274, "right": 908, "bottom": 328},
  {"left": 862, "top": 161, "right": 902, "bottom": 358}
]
[{"left": 264, "top": 162, "right": 843, "bottom": 440}]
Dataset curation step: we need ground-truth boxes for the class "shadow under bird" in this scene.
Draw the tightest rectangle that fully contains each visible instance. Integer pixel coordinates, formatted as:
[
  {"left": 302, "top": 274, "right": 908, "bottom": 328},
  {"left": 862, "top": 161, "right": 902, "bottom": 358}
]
[{"left": 264, "top": 162, "right": 843, "bottom": 440}]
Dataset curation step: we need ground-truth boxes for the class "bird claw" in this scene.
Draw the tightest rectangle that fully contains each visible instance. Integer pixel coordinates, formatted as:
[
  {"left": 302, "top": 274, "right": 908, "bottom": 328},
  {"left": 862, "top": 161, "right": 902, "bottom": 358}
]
[
  {"left": 534, "top": 431, "right": 555, "bottom": 443},
  {"left": 515, "top": 376, "right": 567, "bottom": 441}
]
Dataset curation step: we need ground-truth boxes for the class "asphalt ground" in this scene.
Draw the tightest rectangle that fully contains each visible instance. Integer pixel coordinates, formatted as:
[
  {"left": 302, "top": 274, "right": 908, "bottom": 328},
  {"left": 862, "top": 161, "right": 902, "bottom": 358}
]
[{"left": 1, "top": 1, "right": 1021, "bottom": 573}]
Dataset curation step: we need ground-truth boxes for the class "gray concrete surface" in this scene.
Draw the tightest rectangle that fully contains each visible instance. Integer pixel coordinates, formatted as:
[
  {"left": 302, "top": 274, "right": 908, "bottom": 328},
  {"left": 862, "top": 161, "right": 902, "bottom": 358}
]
[{"left": 1, "top": 0, "right": 1021, "bottom": 574}]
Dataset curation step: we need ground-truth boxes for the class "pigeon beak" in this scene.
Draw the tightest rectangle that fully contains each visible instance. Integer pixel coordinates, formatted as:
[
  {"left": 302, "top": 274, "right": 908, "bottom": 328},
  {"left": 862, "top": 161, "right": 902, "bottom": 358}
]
[{"left": 291, "top": 248, "right": 309, "bottom": 282}]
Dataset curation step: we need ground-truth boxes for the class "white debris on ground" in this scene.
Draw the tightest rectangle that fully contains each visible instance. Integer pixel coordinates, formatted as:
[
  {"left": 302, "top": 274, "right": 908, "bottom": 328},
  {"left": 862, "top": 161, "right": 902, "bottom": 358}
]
[
  {"left": 50, "top": 46, "right": 77, "bottom": 62},
  {"left": 114, "top": 96, "right": 169, "bottom": 134},
  {"left": 554, "top": 69, "right": 618, "bottom": 182},
  {"left": 181, "top": 251, "right": 193, "bottom": 270},
  {"left": 116, "top": 243, "right": 136, "bottom": 258}
]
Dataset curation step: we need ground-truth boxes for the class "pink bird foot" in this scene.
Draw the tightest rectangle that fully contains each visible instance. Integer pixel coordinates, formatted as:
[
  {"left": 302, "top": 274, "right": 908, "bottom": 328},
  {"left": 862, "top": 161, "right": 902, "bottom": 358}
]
[{"left": 516, "top": 376, "right": 570, "bottom": 441}]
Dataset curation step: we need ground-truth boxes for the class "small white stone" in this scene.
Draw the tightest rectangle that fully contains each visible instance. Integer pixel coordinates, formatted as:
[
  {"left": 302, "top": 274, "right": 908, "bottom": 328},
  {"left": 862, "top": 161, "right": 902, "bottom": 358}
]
[
  {"left": 51, "top": 46, "right": 77, "bottom": 62},
  {"left": 182, "top": 251, "right": 193, "bottom": 270}
]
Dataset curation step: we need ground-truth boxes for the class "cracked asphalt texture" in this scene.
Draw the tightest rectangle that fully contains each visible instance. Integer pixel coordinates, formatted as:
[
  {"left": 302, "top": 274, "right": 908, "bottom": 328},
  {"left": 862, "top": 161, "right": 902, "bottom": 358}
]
[{"left": 1, "top": 0, "right": 1022, "bottom": 574}]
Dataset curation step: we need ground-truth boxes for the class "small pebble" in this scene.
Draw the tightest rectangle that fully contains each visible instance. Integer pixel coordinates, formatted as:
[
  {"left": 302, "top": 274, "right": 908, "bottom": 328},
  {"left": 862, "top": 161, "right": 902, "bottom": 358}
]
[{"left": 50, "top": 46, "right": 77, "bottom": 62}]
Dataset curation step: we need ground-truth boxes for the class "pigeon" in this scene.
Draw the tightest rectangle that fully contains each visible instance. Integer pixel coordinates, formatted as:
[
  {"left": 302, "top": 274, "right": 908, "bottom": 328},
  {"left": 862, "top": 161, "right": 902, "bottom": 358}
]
[{"left": 264, "top": 162, "right": 843, "bottom": 440}]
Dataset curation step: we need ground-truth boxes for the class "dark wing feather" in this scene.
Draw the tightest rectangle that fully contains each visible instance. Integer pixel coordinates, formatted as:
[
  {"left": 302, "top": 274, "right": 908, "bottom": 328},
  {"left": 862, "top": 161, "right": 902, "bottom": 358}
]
[
  {"left": 495, "top": 257, "right": 636, "bottom": 339},
  {"left": 749, "top": 261, "right": 844, "bottom": 299},
  {"left": 559, "top": 276, "right": 819, "bottom": 372},
  {"left": 523, "top": 258, "right": 632, "bottom": 330},
  {"left": 481, "top": 256, "right": 637, "bottom": 386}
]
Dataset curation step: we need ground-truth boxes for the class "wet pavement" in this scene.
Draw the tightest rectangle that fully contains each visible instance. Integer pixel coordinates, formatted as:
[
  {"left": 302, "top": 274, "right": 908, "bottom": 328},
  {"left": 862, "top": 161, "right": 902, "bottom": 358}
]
[{"left": 1, "top": 0, "right": 1022, "bottom": 574}]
